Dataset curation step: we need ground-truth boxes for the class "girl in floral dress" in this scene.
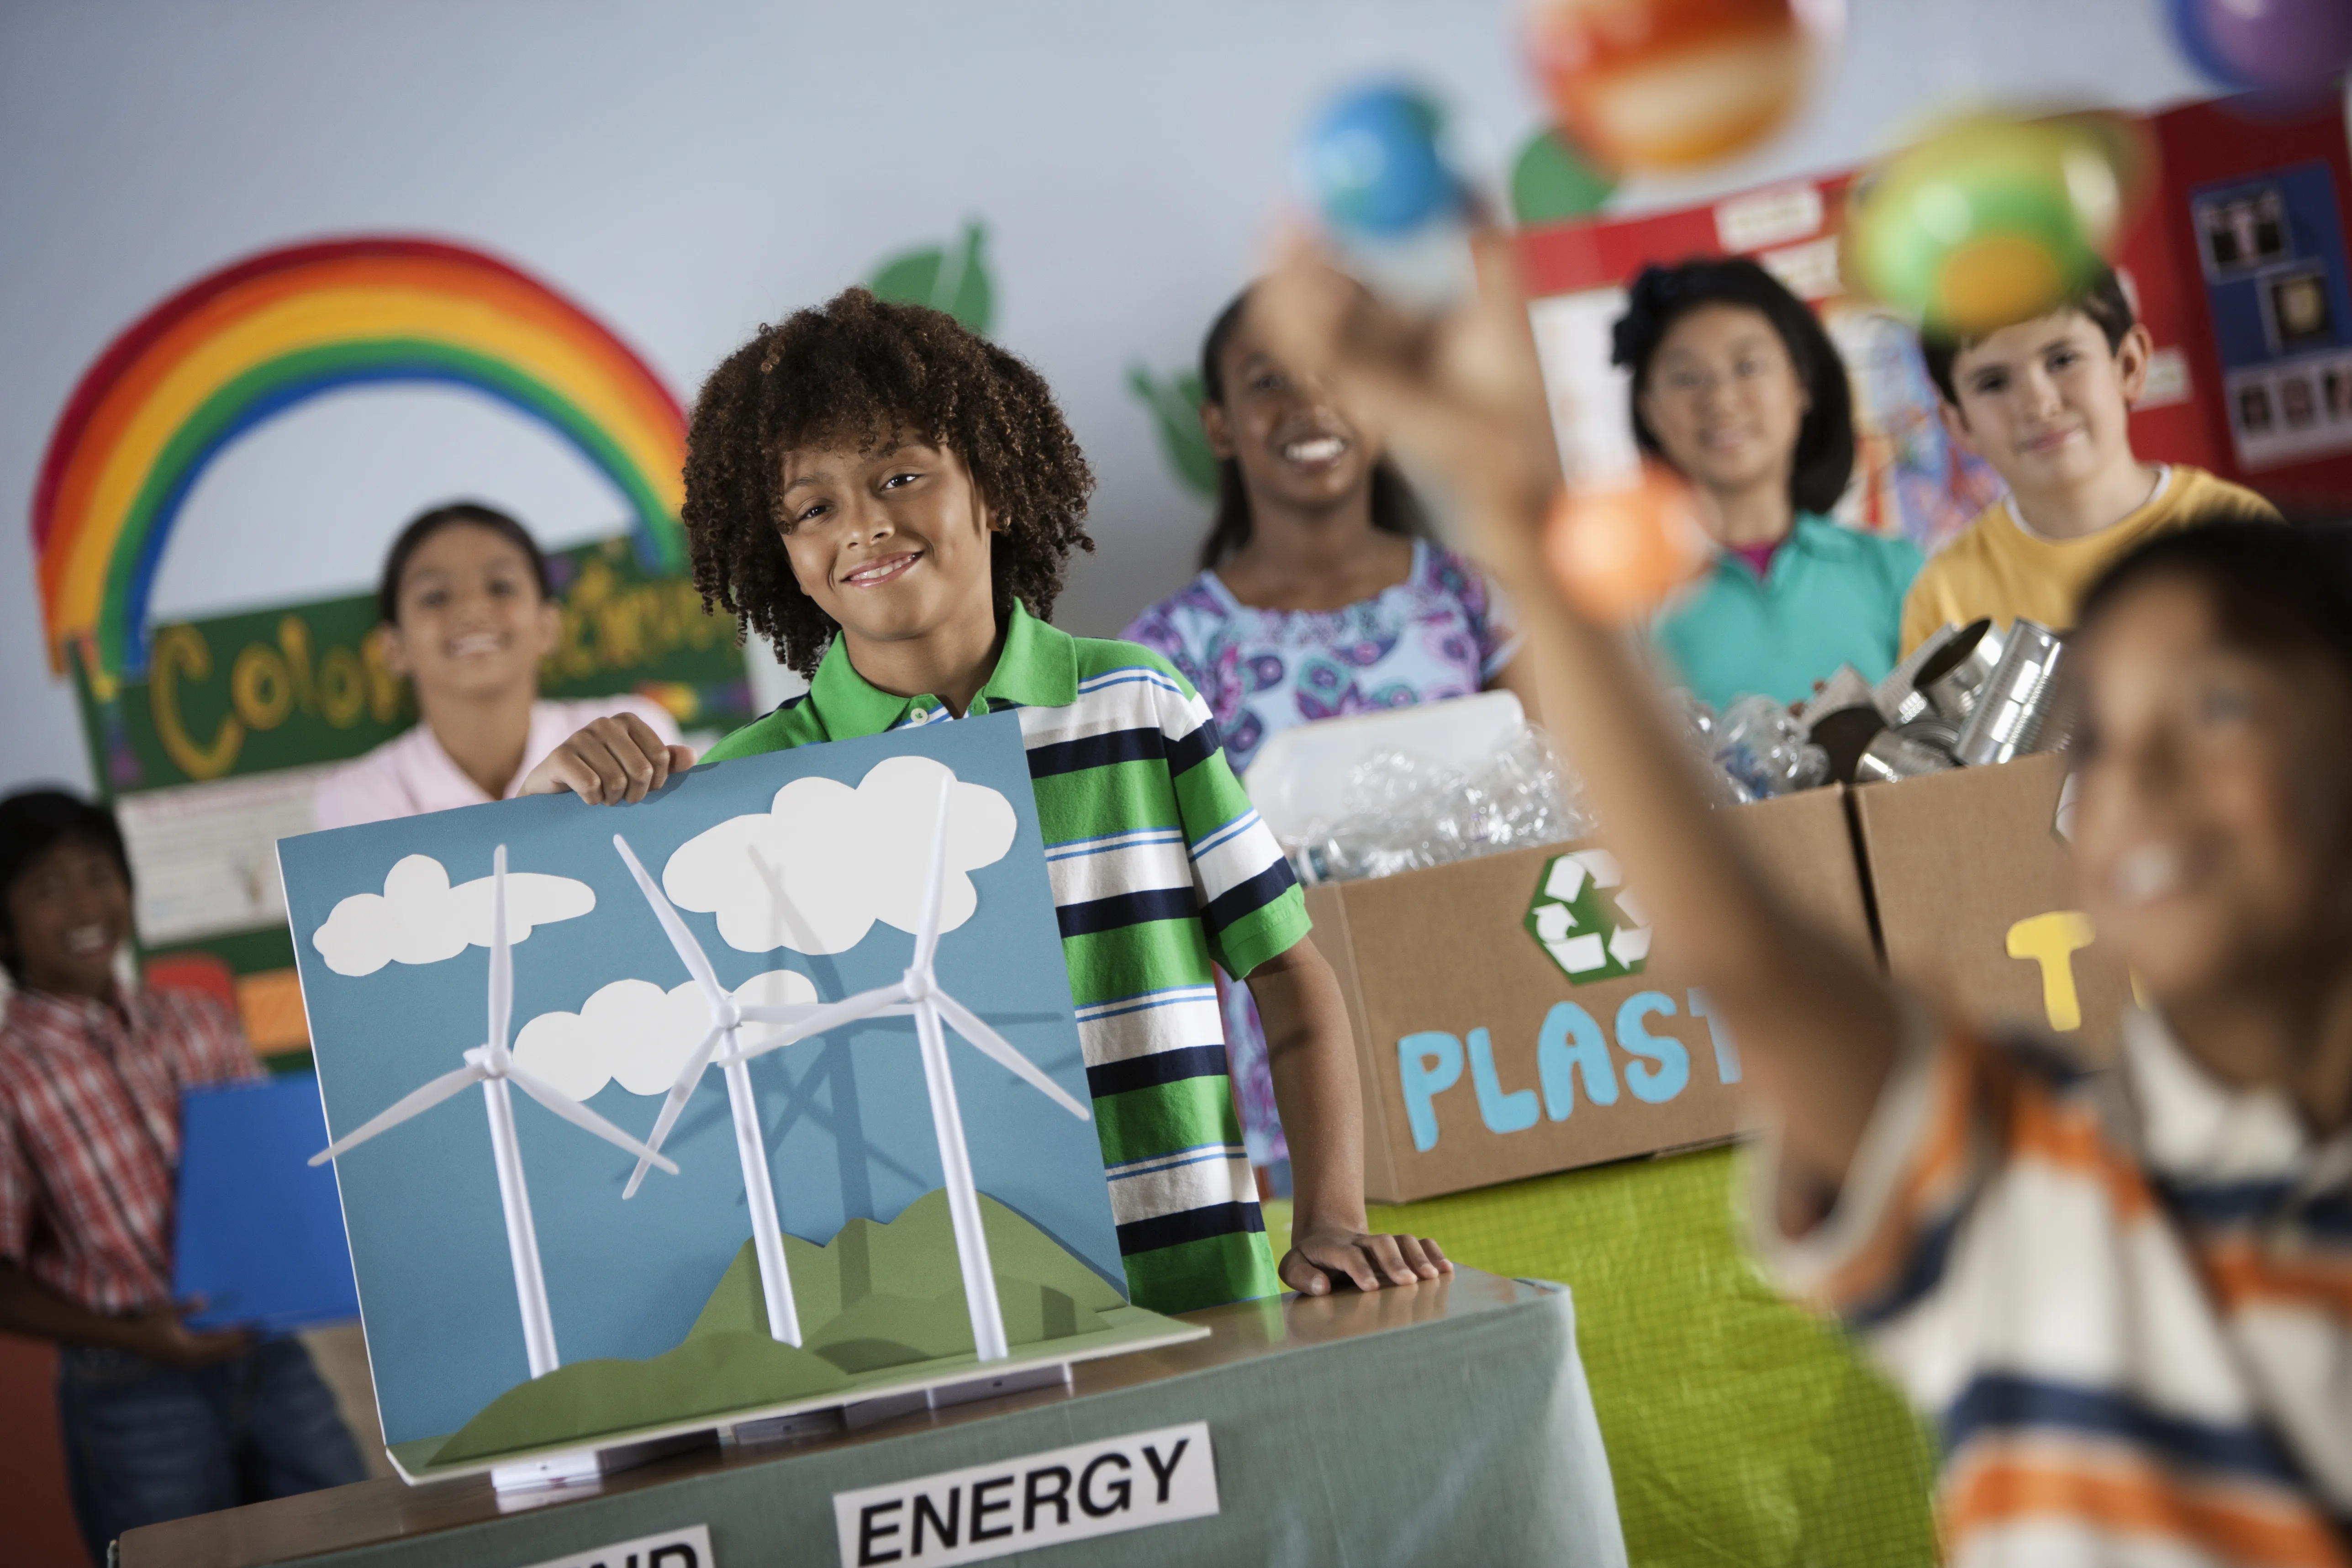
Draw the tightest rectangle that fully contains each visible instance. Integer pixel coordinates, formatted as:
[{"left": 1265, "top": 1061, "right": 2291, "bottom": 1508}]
[{"left": 1124, "top": 285, "right": 1532, "bottom": 1194}]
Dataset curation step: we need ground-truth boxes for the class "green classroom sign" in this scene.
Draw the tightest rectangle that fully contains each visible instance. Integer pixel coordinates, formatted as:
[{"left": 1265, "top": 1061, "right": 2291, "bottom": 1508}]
[{"left": 74, "top": 535, "right": 755, "bottom": 795}]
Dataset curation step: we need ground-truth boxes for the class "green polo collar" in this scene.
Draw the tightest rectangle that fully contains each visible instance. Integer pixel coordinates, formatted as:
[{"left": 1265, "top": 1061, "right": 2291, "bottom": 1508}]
[{"left": 806, "top": 600, "right": 1080, "bottom": 739}]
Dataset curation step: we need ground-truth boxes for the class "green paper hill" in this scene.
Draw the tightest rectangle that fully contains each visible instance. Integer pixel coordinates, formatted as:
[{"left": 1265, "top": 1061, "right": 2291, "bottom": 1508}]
[{"left": 416, "top": 1193, "right": 1151, "bottom": 1471}]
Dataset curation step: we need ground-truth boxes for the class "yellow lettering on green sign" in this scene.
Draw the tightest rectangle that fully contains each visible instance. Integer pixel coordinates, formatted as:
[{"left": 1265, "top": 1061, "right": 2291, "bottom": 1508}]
[{"left": 149, "top": 624, "right": 244, "bottom": 781}]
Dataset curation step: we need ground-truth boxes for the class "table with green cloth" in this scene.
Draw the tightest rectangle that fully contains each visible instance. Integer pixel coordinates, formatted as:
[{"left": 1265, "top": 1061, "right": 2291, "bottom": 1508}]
[
  {"left": 1271, "top": 1146, "right": 1941, "bottom": 1567},
  {"left": 122, "top": 1268, "right": 1625, "bottom": 1568}
]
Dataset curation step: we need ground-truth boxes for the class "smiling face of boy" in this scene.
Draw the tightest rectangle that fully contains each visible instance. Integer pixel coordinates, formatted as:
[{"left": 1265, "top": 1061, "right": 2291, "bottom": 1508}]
[
  {"left": 3, "top": 838, "right": 133, "bottom": 1002},
  {"left": 775, "top": 438, "right": 1005, "bottom": 697},
  {"left": 2068, "top": 576, "right": 2352, "bottom": 1061},
  {"left": 1941, "top": 310, "right": 2152, "bottom": 502}
]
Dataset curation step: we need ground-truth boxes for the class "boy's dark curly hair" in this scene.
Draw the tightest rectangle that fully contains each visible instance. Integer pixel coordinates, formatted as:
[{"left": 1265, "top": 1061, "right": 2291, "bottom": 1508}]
[{"left": 681, "top": 287, "right": 1096, "bottom": 676}]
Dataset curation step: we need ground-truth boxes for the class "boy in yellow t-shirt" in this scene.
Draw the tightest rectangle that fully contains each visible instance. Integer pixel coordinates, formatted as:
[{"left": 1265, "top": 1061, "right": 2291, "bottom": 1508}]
[{"left": 1898, "top": 266, "right": 2276, "bottom": 655}]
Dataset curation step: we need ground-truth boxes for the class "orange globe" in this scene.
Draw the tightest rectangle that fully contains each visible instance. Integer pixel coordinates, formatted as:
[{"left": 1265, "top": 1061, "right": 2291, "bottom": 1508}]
[
  {"left": 1524, "top": 0, "right": 1830, "bottom": 172},
  {"left": 1541, "top": 465, "right": 1716, "bottom": 625}
]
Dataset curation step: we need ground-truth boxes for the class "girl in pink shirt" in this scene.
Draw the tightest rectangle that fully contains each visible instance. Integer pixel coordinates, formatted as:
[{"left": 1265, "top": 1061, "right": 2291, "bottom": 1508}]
[{"left": 312, "top": 504, "right": 690, "bottom": 829}]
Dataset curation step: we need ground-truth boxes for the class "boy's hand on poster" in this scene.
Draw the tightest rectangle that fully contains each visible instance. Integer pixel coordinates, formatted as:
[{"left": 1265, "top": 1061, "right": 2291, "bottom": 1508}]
[
  {"left": 518, "top": 715, "right": 696, "bottom": 804},
  {"left": 120, "top": 1299, "right": 252, "bottom": 1367},
  {"left": 1281, "top": 1223, "right": 1450, "bottom": 1295}
]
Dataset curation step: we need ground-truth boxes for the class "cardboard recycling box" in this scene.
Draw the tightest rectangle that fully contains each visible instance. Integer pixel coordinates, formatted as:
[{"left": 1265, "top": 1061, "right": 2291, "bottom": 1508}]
[
  {"left": 1304, "top": 787, "right": 1872, "bottom": 1204},
  {"left": 1851, "top": 751, "right": 2132, "bottom": 1064}
]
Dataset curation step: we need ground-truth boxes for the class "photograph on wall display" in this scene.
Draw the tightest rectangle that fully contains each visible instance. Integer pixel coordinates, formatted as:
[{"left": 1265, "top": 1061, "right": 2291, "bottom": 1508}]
[
  {"left": 2267, "top": 269, "right": 2336, "bottom": 354},
  {"left": 2282, "top": 376, "right": 2316, "bottom": 428},
  {"left": 2239, "top": 382, "right": 2276, "bottom": 434},
  {"left": 2327, "top": 366, "right": 2351, "bottom": 418},
  {"left": 2198, "top": 185, "right": 2289, "bottom": 275}
]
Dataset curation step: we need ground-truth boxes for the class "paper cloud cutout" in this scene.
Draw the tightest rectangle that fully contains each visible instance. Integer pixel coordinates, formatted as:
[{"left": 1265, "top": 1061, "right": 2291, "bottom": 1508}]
[
  {"left": 663, "top": 755, "right": 1016, "bottom": 955},
  {"left": 511, "top": 969, "right": 821, "bottom": 1100},
  {"left": 311, "top": 855, "right": 596, "bottom": 977}
]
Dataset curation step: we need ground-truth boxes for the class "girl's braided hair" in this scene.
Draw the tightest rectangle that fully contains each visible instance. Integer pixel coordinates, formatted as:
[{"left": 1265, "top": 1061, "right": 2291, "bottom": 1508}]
[{"left": 682, "top": 287, "right": 1096, "bottom": 676}]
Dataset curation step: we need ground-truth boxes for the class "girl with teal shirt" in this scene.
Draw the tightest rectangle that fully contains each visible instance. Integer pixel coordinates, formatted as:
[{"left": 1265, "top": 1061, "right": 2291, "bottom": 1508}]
[{"left": 1614, "top": 259, "right": 1922, "bottom": 709}]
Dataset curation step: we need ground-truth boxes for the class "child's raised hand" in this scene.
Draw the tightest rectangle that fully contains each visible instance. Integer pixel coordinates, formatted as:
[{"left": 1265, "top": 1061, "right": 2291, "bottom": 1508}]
[
  {"left": 518, "top": 715, "right": 696, "bottom": 804},
  {"left": 1281, "top": 1222, "right": 1451, "bottom": 1296}
]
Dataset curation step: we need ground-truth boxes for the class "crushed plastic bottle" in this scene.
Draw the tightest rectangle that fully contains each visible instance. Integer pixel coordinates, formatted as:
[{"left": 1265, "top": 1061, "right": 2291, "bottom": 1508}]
[
  {"left": 1283, "top": 725, "right": 1592, "bottom": 885},
  {"left": 1712, "top": 694, "right": 1830, "bottom": 800}
]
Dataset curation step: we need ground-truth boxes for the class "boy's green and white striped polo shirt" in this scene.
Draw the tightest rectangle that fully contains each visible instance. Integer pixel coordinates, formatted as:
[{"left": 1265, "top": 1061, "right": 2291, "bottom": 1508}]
[{"left": 702, "top": 602, "right": 1301, "bottom": 1313}]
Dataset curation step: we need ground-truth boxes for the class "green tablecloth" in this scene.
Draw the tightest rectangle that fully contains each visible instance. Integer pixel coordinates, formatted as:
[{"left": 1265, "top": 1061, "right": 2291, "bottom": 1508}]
[{"left": 1271, "top": 1147, "right": 1939, "bottom": 1567}]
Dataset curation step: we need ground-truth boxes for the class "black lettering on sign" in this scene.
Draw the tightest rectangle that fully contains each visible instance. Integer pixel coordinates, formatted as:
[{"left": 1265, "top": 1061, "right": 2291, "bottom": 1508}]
[
  {"left": 1024, "top": 1465, "right": 1072, "bottom": 1531},
  {"left": 1142, "top": 1438, "right": 1189, "bottom": 1504},
  {"left": 969, "top": 1475, "right": 1015, "bottom": 1541},
  {"left": 859, "top": 1498, "right": 904, "bottom": 1564},
  {"left": 649, "top": 1549, "right": 698, "bottom": 1568},
  {"left": 912, "top": 1488, "right": 960, "bottom": 1553},
  {"left": 1079, "top": 1452, "right": 1132, "bottom": 1517},
  {"left": 831, "top": 1422, "right": 1214, "bottom": 1564}
]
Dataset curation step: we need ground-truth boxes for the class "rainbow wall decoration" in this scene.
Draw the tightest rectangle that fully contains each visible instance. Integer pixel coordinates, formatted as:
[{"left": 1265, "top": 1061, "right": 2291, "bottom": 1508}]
[{"left": 32, "top": 237, "right": 688, "bottom": 686}]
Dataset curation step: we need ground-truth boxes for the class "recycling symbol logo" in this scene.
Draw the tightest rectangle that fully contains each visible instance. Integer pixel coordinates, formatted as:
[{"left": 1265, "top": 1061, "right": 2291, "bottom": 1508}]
[{"left": 1524, "top": 848, "right": 1652, "bottom": 985}]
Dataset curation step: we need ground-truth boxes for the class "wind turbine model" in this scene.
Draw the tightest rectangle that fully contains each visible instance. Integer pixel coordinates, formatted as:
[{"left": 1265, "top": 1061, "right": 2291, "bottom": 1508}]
[
  {"left": 311, "top": 846, "right": 681, "bottom": 1379},
  {"left": 609, "top": 833, "right": 833, "bottom": 1346},
  {"left": 628, "top": 777, "right": 1091, "bottom": 1364}
]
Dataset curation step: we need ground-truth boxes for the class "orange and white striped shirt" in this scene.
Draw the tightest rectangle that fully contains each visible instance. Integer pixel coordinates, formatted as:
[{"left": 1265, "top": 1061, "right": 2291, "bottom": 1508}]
[{"left": 1754, "top": 1008, "right": 2352, "bottom": 1567}]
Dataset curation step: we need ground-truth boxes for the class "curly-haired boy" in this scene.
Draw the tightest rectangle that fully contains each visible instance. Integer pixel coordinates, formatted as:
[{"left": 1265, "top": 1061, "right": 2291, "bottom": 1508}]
[{"left": 525, "top": 289, "right": 1445, "bottom": 1312}]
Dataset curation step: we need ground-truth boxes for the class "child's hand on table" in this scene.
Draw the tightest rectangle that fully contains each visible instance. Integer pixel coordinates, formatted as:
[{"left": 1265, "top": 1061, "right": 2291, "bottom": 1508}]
[
  {"left": 519, "top": 715, "right": 697, "bottom": 804},
  {"left": 1282, "top": 1224, "right": 1450, "bottom": 1296}
]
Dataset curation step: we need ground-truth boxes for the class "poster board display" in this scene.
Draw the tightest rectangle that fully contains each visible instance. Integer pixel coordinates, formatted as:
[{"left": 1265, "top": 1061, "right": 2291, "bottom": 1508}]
[
  {"left": 279, "top": 713, "right": 1200, "bottom": 1483},
  {"left": 73, "top": 533, "right": 754, "bottom": 1060},
  {"left": 2150, "top": 96, "right": 2352, "bottom": 497},
  {"left": 1305, "top": 787, "right": 1871, "bottom": 1204},
  {"left": 1850, "top": 753, "right": 2132, "bottom": 1065}
]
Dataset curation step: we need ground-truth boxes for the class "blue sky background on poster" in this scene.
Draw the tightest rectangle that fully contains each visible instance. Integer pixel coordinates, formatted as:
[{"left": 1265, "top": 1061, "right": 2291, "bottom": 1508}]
[{"left": 279, "top": 715, "right": 1113, "bottom": 1445}]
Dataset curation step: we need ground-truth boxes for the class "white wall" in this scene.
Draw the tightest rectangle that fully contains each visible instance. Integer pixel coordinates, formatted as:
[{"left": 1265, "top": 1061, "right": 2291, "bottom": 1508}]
[{"left": 0, "top": 0, "right": 2216, "bottom": 795}]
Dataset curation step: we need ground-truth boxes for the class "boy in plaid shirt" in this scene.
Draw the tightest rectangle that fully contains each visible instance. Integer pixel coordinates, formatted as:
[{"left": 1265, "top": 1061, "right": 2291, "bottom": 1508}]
[{"left": 0, "top": 790, "right": 363, "bottom": 1563}]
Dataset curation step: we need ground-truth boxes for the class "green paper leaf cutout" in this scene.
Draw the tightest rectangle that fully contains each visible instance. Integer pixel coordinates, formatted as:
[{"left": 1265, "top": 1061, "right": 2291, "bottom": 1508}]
[
  {"left": 1524, "top": 848, "right": 1652, "bottom": 986},
  {"left": 1129, "top": 364, "right": 1221, "bottom": 500},
  {"left": 867, "top": 220, "right": 994, "bottom": 335},
  {"left": 1511, "top": 127, "right": 1616, "bottom": 228}
]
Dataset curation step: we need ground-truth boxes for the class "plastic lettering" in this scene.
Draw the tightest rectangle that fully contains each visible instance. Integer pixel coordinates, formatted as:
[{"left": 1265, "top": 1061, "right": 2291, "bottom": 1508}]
[
  {"left": 1616, "top": 992, "right": 1689, "bottom": 1102},
  {"left": 1469, "top": 1026, "right": 1540, "bottom": 1133},
  {"left": 1398, "top": 1031, "right": 1465, "bottom": 1151},
  {"left": 1537, "top": 1003, "right": 1618, "bottom": 1119}
]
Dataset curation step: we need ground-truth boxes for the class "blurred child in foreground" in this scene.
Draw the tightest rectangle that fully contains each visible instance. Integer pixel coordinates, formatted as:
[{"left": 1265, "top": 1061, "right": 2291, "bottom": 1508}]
[
  {"left": 1255, "top": 238, "right": 2352, "bottom": 1563},
  {"left": 1900, "top": 264, "right": 2276, "bottom": 654},
  {"left": 0, "top": 791, "right": 364, "bottom": 1563}
]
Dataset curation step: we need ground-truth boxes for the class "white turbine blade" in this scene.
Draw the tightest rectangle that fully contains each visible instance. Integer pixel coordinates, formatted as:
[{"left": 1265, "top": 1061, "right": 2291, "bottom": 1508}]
[
  {"left": 488, "top": 845, "right": 513, "bottom": 1057},
  {"left": 731, "top": 1003, "right": 819, "bottom": 1025},
  {"left": 506, "top": 1065, "right": 681, "bottom": 1174},
  {"left": 309, "top": 1062, "right": 489, "bottom": 1165},
  {"left": 719, "top": 980, "right": 910, "bottom": 1065},
  {"left": 737, "top": 1000, "right": 915, "bottom": 1023},
  {"left": 912, "top": 775, "right": 955, "bottom": 971},
  {"left": 612, "top": 834, "right": 727, "bottom": 1008},
  {"left": 931, "top": 991, "right": 1091, "bottom": 1121},
  {"left": 622, "top": 1023, "right": 724, "bottom": 1199}
]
